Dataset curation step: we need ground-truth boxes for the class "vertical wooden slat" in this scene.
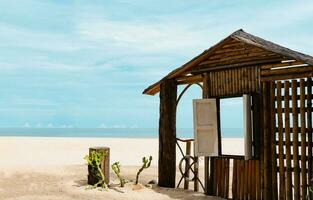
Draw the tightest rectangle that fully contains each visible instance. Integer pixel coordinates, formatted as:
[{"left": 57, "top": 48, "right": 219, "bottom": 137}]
[
  {"left": 262, "top": 82, "right": 272, "bottom": 200},
  {"left": 244, "top": 161, "right": 248, "bottom": 199},
  {"left": 256, "top": 160, "right": 261, "bottom": 200},
  {"left": 300, "top": 79, "right": 307, "bottom": 198},
  {"left": 240, "top": 160, "right": 245, "bottom": 200},
  {"left": 270, "top": 81, "right": 278, "bottom": 200},
  {"left": 292, "top": 80, "right": 300, "bottom": 200},
  {"left": 231, "top": 69, "right": 234, "bottom": 95},
  {"left": 250, "top": 160, "right": 256, "bottom": 200},
  {"left": 236, "top": 159, "right": 241, "bottom": 199},
  {"left": 284, "top": 81, "right": 293, "bottom": 200},
  {"left": 208, "top": 157, "right": 214, "bottom": 195},
  {"left": 277, "top": 81, "right": 286, "bottom": 200},
  {"left": 308, "top": 78, "right": 313, "bottom": 200},
  {"left": 225, "top": 158, "right": 230, "bottom": 199},
  {"left": 213, "top": 158, "right": 218, "bottom": 195},
  {"left": 232, "top": 159, "right": 238, "bottom": 199},
  {"left": 218, "top": 158, "right": 225, "bottom": 197}
]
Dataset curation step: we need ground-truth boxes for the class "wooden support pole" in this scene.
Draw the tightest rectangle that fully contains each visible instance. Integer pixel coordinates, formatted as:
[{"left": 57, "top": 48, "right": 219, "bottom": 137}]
[
  {"left": 300, "top": 79, "right": 307, "bottom": 198},
  {"left": 292, "top": 80, "right": 300, "bottom": 199},
  {"left": 184, "top": 141, "right": 191, "bottom": 190},
  {"left": 284, "top": 81, "right": 293, "bottom": 200},
  {"left": 202, "top": 73, "right": 212, "bottom": 195},
  {"left": 158, "top": 79, "right": 177, "bottom": 188},
  {"left": 262, "top": 82, "right": 272, "bottom": 200}
]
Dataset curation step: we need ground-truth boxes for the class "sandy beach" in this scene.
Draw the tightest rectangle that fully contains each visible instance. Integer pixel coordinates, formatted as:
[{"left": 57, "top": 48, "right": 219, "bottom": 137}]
[{"left": 0, "top": 137, "right": 243, "bottom": 200}]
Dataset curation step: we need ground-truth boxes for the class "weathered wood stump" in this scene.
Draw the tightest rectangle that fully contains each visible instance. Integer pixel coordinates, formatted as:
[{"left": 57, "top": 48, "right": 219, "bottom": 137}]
[{"left": 87, "top": 147, "right": 110, "bottom": 185}]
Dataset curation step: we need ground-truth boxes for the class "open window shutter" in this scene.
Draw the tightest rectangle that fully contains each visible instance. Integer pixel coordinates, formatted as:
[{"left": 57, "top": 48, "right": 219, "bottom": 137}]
[{"left": 193, "top": 99, "right": 218, "bottom": 157}]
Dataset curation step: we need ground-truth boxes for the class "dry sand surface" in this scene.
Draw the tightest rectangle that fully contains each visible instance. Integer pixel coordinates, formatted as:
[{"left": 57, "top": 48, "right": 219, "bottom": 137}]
[{"left": 0, "top": 137, "right": 243, "bottom": 200}]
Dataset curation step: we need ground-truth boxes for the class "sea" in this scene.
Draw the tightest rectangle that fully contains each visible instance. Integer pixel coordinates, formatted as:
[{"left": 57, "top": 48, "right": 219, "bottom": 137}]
[{"left": 0, "top": 128, "right": 243, "bottom": 138}]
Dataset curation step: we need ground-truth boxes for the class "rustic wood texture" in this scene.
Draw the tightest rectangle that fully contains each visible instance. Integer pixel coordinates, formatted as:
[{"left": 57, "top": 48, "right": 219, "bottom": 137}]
[
  {"left": 308, "top": 78, "right": 313, "bottom": 200},
  {"left": 143, "top": 29, "right": 313, "bottom": 95},
  {"left": 158, "top": 79, "right": 177, "bottom": 188},
  {"left": 276, "top": 81, "right": 286, "bottom": 200},
  {"left": 272, "top": 78, "right": 313, "bottom": 200},
  {"left": 206, "top": 66, "right": 259, "bottom": 97}
]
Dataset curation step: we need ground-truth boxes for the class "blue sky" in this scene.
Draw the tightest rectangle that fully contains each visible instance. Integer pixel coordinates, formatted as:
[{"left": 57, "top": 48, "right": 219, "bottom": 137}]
[{"left": 0, "top": 0, "right": 312, "bottom": 128}]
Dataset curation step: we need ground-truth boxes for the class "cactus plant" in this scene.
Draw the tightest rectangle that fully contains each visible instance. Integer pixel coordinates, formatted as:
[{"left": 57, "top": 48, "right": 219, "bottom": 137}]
[
  {"left": 135, "top": 156, "right": 152, "bottom": 185},
  {"left": 84, "top": 150, "right": 108, "bottom": 189},
  {"left": 111, "top": 162, "right": 126, "bottom": 187}
]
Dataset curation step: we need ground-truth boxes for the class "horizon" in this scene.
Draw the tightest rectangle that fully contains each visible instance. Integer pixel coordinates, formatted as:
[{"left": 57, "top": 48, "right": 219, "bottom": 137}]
[{"left": 0, "top": 0, "right": 312, "bottom": 129}]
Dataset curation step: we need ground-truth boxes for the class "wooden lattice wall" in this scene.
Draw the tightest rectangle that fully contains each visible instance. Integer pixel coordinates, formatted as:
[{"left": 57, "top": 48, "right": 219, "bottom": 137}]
[{"left": 271, "top": 78, "right": 313, "bottom": 200}]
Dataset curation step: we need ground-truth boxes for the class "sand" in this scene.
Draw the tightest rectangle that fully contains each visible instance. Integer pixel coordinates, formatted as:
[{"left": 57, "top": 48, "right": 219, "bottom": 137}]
[{"left": 0, "top": 137, "right": 243, "bottom": 200}]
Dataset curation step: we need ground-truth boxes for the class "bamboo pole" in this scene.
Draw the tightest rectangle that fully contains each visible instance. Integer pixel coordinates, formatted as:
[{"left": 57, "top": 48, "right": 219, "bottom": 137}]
[
  {"left": 284, "top": 81, "right": 292, "bottom": 200},
  {"left": 276, "top": 81, "right": 286, "bottom": 200},
  {"left": 300, "top": 79, "right": 307, "bottom": 198},
  {"left": 292, "top": 80, "right": 300, "bottom": 200},
  {"left": 270, "top": 81, "right": 278, "bottom": 200},
  {"left": 308, "top": 78, "right": 313, "bottom": 200},
  {"left": 232, "top": 159, "right": 237, "bottom": 199}
]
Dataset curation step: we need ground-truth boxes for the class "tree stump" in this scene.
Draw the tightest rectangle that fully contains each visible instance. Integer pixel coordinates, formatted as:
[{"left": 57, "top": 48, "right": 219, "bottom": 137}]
[{"left": 87, "top": 147, "right": 110, "bottom": 185}]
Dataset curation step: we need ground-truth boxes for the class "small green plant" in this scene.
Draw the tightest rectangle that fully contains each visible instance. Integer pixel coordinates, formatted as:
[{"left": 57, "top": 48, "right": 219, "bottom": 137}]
[
  {"left": 135, "top": 156, "right": 152, "bottom": 185},
  {"left": 112, "top": 162, "right": 126, "bottom": 187},
  {"left": 84, "top": 150, "right": 108, "bottom": 190}
]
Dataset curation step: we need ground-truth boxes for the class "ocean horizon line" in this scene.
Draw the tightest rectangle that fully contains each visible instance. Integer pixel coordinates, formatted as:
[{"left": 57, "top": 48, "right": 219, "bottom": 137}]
[{"left": 0, "top": 127, "right": 244, "bottom": 138}]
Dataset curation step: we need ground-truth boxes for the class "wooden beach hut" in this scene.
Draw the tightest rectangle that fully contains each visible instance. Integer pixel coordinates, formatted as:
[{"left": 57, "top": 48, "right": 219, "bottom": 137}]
[{"left": 143, "top": 29, "right": 313, "bottom": 199}]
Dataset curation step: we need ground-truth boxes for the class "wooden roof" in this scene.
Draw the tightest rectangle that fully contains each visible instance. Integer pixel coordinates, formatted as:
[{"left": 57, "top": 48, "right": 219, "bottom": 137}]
[{"left": 143, "top": 29, "right": 313, "bottom": 95}]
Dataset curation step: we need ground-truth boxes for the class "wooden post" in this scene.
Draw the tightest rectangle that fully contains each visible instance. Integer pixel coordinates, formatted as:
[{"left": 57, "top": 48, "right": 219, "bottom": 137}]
[
  {"left": 158, "top": 79, "right": 177, "bottom": 188},
  {"left": 262, "top": 82, "right": 272, "bottom": 200},
  {"left": 88, "top": 147, "right": 110, "bottom": 185},
  {"left": 184, "top": 141, "right": 191, "bottom": 189},
  {"left": 203, "top": 73, "right": 212, "bottom": 195}
]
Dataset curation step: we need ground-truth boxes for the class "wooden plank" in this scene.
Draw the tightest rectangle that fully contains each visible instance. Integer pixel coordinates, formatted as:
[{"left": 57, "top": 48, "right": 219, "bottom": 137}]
[
  {"left": 300, "top": 79, "right": 307, "bottom": 198},
  {"left": 213, "top": 158, "right": 217, "bottom": 195},
  {"left": 250, "top": 160, "right": 256, "bottom": 200},
  {"left": 270, "top": 81, "right": 278, "bottom": 200},
  {"left": 260, "top": 65, "right": 313, "bottom": 76},
  {"left": 220, "top": 158, "right": 225, "bottom": 197},
  {"left": 256, "top": 160, "right": 261, "bottom": 200},
  {"left": 158, "top": 79, "right": 177, "bottom": 188},
  {"left": 236, "top": 159, "right": 241, "bottom": 199},
  {"left": 232, "top": 159, "right": 238, "bottom": 199},
  {"left": 292, "top": 80, "right": 300, "bottom": 200},
  {"left": 262, "top": 82, "right": 272, "bottom": 200},
  {"left": 244, "top": 161, "right": 248, "bottom": 199},
  {"left": 308, "top": 78, "right": 313, "bottom": 200},
  {"left": 260, "top": 71, "right": 313, "bottom": 82},
  {"left": 284, "top": 81, "right": 293, "bottom": 200},
  {"left": 207, "top": 157, "right": 214, "bottom": 195},
  {"left": 225, "top": 158, "right": 230, "bottom": 199},
  {"left": 240, "top": 160, "right": 245, "bottom": 200},
  {"left": 276, "top": 81, "right": 286, "bottom": 200}
]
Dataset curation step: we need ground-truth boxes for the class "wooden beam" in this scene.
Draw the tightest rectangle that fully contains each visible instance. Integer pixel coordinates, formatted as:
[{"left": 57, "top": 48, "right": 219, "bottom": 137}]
[
  {"left": 261, "top": 60, "right": 306, "bottom": 70},
  {"left": 191, "top": 58, "right": 282, "bottom": 74},
  {"left": 158, "top": 79, "right": 177, "bottom": 188},
  {"left": 260, "top": 71, "right": 313, "bottom": 82},
  {"left": 261, "top": 65, "right": 313, "bottom": 76}
]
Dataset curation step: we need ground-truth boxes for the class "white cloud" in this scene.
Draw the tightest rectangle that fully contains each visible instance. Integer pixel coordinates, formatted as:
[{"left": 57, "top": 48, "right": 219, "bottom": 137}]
[{"left": 77, "top": 19, "right": 212, "bottom": 54}]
